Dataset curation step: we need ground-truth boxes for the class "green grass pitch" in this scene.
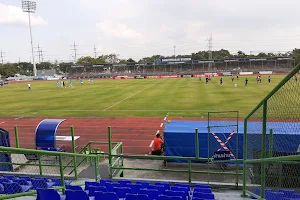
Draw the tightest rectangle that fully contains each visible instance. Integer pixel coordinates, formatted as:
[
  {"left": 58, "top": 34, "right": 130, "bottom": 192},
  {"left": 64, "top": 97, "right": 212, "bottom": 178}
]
[{"left": 0, "top": 75, "right": 285, "bottom": 118}]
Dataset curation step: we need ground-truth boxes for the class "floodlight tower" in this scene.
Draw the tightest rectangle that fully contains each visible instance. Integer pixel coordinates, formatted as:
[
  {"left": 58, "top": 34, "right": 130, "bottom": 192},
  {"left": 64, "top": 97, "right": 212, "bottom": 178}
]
[{"left": 22, "top": 1, "right": 37, "bottom": 76}]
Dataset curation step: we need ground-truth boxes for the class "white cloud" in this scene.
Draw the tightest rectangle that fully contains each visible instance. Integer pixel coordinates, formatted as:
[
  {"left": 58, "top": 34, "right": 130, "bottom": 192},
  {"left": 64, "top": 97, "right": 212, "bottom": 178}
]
[
  {"left": 0, "top": 3, "right": 47, "bottom": 26},
  {"left": 96, "top": 21, "right": 142, "bottom": 40}
]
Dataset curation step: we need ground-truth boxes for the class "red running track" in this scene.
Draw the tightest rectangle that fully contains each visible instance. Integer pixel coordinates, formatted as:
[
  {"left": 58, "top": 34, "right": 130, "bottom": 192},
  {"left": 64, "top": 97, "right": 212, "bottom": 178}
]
[{"left": 0, "top": 117, "right": 166, "bottom": 155}]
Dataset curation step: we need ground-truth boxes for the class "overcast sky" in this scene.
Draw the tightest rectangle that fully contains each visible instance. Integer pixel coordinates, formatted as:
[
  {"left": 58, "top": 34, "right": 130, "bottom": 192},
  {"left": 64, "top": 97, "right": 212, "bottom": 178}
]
[{"left": 0, "top": 0, "right": 300, "bottom": 63}]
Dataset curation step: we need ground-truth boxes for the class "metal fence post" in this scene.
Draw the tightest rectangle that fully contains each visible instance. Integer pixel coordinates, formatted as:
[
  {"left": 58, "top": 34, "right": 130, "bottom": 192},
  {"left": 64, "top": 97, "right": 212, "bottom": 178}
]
[
  {"left": 195, "top": 128, "right": 199, "bottom": 159},
  {"left": 58, "top": 154, "right": 66, "bottom": 193},
  {"left": 108, "top": 126, "right": 112, "bottom": 179},
  {"left": 269, "top": 129, "right": 273, "bottom": 158},
  {"left": 38, "top": 154, "right": 43, "bottom": 176},
  {"left": 71, "top": 126, "right": 78, "bottom": 180},
  {"left": 95, "top": 155, "right": 99, "bottom": 181},
  {"left": 188, "top": 160, "right": 192, "bottom": 183},
  {"left": 242, "top": 118, "right": 248, "bottom": 197},
  {"left": 14, "top": 126, "right": 20, "bottom": 148},
  {"left": 261, "top": 101, "right": 267, "bottom": 199},
  {"left": 236, "top": 111, "right": 239, "bottom": 187}
]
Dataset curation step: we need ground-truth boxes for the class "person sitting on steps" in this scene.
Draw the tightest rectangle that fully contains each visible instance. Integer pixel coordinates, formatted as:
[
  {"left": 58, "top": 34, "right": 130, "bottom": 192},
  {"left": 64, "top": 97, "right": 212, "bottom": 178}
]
[{"left": 151, "top": 133, "right": 167, "bottom": 166}]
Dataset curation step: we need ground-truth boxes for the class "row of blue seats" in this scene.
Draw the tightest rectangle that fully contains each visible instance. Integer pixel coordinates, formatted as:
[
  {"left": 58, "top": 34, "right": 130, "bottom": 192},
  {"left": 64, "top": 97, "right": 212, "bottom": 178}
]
[
  {"left": 0, "top": 176, "right": 72, "bottom": 195},
  {"left": 37, "top": 188, "right": 215, "bottom": 200},
  {"left": 252, "top": 188, "right": 300, "bottom": 200},
  {"left": 71, "top": 184, "right": 214, "bottom": 199}
]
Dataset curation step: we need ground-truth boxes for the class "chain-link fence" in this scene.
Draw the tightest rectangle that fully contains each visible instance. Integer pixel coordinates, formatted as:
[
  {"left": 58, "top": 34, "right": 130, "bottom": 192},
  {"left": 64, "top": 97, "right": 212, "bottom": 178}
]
[{"left": 243, "top": 64, "right": 300, "bottom": 199}]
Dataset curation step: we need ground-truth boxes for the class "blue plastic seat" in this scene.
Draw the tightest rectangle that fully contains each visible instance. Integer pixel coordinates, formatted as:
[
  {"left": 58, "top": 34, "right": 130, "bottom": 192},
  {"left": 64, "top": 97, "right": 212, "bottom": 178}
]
[
  {"left": 19, "top": 176, "right": 31, "bottom": 182},
  {"left": 37, "top": 188, "right": 65, "bottom": 200},
  {"left": 148, "top": 184, "right": 165, "bottom": 194},
  {"left": 126, "top": 193, "right": 150, "bottom": 200},
  {"left": 66, "top": 190, "right": 89, "bottom": 200},
  {"left": 3, "top": 175, "right": 15, "bottom": 180},
  {"left": 157, "top": 195, "right": 183, "bottom": 200},
  {"left": 100, "top": 179, "right": 113, "bottom": 186},
  {"left": 32, "top": 179, "right": 54, "bottom": 189},
  {"left": 193, "top": 192, "right": 215, "bottom": 199},
  {"left": 194, "top": 187, "right": 212, "bottom": 194},
  {"left": 94, "top": 191, "right": 119, "bottom": 200},
  {"left": 292, "top": 193, "right": 300, "bottom": 198},
  {"left": 173, "top": 183, "right": 190, "bottom": 191},
  {"left": 170, "top": 186, "right": 189, "bottom": 196},
  {"left": 118, "top": 180, "right": 132, "bottom": 186},
  {"left": 13, "top": 178, "right": 31, "bottom": 185},
  {"left": 278, "top": 189, "right": 295, "bottom": 198},
  {"left": 164, "top": 190, "right": 186, "bottom": 200},
  {"left": 0, "top": 183, "right": 5, "bottom": 194},
  {"left": 84, "top": 181, "right": 101, "bottom": 190},
  {"left": 105, "top": 182, "right": 121, "bottom": 192},
  {"left": 265, "top": 191, "right": 284, "bottom": 200},
  {"left": 155, "top": 182, "right": 171, "bottom": 190},
  {"left": 3, "top": 182, "right": 31, "bottom": 194},
  {"left": 51, "top": 178, "right": 72, "bottom": 186},
  {"left": 65, "top": 185, "right": 83, "bottom": 191},
  {"left": 138, "top": 189, "right": 159, "bottom": 200},
  {"left": 136, "top": 181, "right": 150, "bottom": 188},
  {"left": 36, "top": 177, "right": 51, "bottom": 182},
  {"left": 89, "top": 185, "right": 107, "bottom": 196},
  {"left": 0, "top": 178, "right": 12, "bottom": 184},
  {"left": 126, "top": 183, "right": 143, "bottom": 194},
  {"left": 113, "top": 186, "right": 132, "bottom": 198}
]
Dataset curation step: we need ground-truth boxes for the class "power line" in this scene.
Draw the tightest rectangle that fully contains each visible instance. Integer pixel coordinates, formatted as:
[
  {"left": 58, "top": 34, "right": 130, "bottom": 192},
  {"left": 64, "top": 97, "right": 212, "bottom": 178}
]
[{"left": 70, "top": 41, "right": 78, "bottom": 63}]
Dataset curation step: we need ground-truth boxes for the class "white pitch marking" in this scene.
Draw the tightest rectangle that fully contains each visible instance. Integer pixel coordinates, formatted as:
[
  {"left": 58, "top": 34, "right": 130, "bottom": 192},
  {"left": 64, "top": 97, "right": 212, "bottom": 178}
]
[
  {"left": 149, "top": 140, "right": 154, "bottom": 147},
  {"left": 160, "top": 123, "right": 163, "bottom": 127},
  {"left": 103, "top": 81, "right": 161, "bottom": 111}
]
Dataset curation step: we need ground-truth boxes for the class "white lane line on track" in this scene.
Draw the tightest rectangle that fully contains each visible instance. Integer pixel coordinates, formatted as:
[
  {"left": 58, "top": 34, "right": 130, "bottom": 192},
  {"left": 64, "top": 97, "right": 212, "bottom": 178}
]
[
  {"left": 149, "top": 140, "right": 154, "bottom": 147},
  {"left": 160, "top": 123, "right": 164, "bottom": 127},
  {"left": 163, "top": 117, "right": 167, "bottom": 120},
  {"left": 102, "top": 80, "right": 162, "bottom": 111}
]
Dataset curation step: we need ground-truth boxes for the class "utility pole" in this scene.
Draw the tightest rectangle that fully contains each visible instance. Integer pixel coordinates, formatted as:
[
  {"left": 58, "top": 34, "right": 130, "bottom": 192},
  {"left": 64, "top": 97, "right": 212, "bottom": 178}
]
[
  {"left": 71, "top": 41, "right": 78, "bottom": 63},
  {"left": 94, "top": 45, "right": 97, "bottom": 59},
  {"left": 173, "top": 45, "right": 176, "bottom": 64},
  {"left": 0, "top": 50, "right": 5, "bottom": 65},
  {"left": 207, "top": 34, "right": 213, "bottom": 69},
  {"left": 37, "top": 44, "right": 41, "bottom": 63}
]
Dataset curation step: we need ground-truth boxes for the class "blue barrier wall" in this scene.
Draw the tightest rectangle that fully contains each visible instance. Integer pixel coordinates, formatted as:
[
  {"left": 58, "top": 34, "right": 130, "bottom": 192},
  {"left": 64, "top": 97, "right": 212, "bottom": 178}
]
[{"left": 164, "top": 120, "right": 300, "bottom": 162}]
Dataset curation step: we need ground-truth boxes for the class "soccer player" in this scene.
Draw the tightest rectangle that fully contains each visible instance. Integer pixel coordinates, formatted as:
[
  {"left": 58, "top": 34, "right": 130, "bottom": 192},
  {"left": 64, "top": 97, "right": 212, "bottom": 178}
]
[
  {"left": 237, "top": 75, "right": 239, "bottom": 80},
  {"left": 295, "top": 74, "right": 298, "bottom": 82},
  {"left": 56, "top": 80, "right": 59, "bottom": 87},
  {"left": 69, "top": 79, "right": 73, "bottom": 87},
  {"left": 220, "top": 78, "right": 223, "bottom": 85},
  {"left": 231, "top": 75, "right": 234, "bottom": 82},
  {"left": 245, "top": 78, "right": 248, "bottom": 86},
  {"left": 206, "top": 77, "right": 209, "bottom": 85},
  {"left": 268, "top": 76, "right": 271, "bottom": 84},
  {"left": 259, "top": 76, "right": 262, "bottom": 84},
  {"left": 28, "top": 83, "right": 31, "bottom": 90},
  {"left": 80, "top": 79, "right": 83, "bottom": 85}
]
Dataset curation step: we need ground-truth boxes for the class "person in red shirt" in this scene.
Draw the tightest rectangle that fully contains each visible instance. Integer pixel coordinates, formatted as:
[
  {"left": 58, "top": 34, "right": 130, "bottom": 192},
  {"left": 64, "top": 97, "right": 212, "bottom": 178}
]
[{"left": 152, "top": 133, "right": 164, "bottom": 155}]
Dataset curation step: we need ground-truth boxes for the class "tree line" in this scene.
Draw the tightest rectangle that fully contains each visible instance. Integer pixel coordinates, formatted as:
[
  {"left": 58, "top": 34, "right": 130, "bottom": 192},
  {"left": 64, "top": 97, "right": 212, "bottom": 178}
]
[{"left": 1, "top": 49, "right": 300, "bottom": 77}]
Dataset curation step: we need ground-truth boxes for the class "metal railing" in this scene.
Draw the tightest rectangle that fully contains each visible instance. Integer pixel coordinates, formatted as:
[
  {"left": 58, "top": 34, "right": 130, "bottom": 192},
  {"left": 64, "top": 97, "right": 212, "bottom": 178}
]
[{"left": 242, "top": 63, "right": 300, "bottom": 199}]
